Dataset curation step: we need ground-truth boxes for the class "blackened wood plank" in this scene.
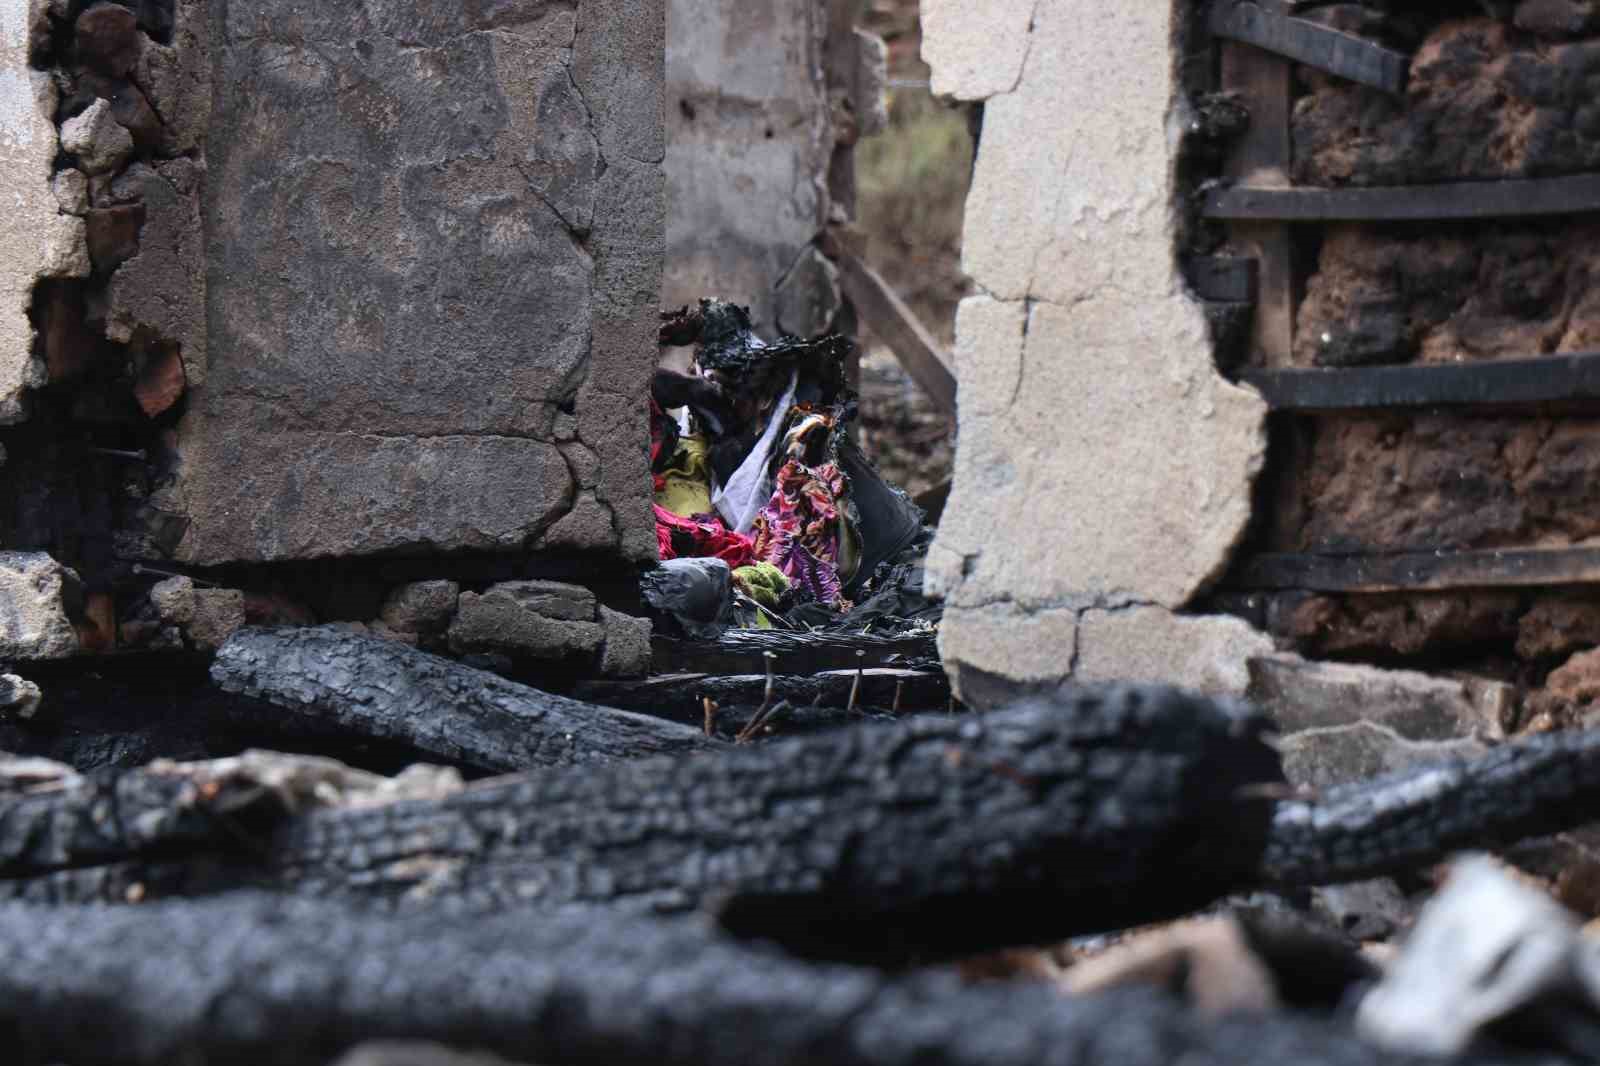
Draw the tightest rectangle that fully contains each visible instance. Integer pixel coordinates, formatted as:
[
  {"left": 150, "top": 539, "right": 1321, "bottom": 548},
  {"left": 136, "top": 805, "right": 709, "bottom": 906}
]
[
  {"left": 835, "top": 249, "right": 957, "bottom": 414},
  {"left": 1210, "top": 0, "right": 1409, "bottom": 95},
  {"left": 1231, "top": 546, "right": 1600, "bottom": 593},
  {"left": 1221, "top": 42, "right": 1296, "bottom": 367},
  {"left": 1242, "top": 352, "right": 1600, "bottom": 410},
  {"left": 1204, "top": 175, "right": 1600, "bottom": 222}
]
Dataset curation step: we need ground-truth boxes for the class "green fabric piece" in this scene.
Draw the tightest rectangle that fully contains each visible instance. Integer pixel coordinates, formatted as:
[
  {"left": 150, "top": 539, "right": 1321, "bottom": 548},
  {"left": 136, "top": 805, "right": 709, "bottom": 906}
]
[{"left": 732, "top": 562, "right": 789, "bottom": 610}]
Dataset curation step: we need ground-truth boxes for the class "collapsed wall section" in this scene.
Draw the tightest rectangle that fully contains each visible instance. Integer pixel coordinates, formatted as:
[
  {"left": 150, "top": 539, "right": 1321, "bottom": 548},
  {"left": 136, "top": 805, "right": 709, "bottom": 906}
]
[{"left": 920, "top": 0, "right": 1271, "bottom": 701}]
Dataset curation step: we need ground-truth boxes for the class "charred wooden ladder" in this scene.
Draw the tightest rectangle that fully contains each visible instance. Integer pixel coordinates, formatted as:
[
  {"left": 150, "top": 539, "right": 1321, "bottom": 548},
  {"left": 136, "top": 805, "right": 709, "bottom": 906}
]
[{"left": 1197, "top": 0, "right": 1600, "bottom": 596}]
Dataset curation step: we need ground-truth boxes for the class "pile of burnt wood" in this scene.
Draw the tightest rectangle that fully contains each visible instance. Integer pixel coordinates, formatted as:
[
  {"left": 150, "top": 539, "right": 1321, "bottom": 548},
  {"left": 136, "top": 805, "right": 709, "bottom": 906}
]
[{"left": 9, "top": 625, "right": 1600, "bottom": 1064}]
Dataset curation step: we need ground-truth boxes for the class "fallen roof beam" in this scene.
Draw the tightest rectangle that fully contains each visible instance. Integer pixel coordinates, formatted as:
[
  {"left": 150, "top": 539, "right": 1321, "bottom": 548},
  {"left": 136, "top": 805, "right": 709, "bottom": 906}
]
[{"left": 834, "top": 248, "right": 958, "bottom": 414}]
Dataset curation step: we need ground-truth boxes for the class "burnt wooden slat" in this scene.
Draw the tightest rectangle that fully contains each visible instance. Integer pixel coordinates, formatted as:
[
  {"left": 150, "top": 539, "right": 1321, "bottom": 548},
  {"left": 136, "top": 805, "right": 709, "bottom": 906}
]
[
  {"left": 1210, "top": 0, "right": 1409, "bottom": 95},
  {"left": 1183, "top": 255, "right": 1259, "bottom": 303},
  {"left": 1204, "top": 174, "right": 1600, "bottom": 222},
  {"left": 1221, "top": 42, "right": 1295, "bottom": 367},
  {"left": 1231, "top": 546, "right": 1600, "bottom": 593},
  {"left": 1241, "top": 352, "right": 1600, "bottom": 410}
]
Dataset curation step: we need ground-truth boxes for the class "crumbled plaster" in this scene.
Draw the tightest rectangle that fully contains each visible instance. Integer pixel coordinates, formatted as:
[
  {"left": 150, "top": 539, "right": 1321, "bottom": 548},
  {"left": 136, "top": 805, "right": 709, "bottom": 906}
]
[
  {"left": 1, "top": 0, "right": 84, "bottom": 424},
  {"left": 922, "top": 0, "right": 1270, "bottom": 701}
]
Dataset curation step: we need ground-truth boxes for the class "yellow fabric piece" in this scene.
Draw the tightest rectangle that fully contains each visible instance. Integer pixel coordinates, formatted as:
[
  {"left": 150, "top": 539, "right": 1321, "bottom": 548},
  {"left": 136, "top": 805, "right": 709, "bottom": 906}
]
[{"left": 655, "top": 435, "right": 715, "bottom": 518}]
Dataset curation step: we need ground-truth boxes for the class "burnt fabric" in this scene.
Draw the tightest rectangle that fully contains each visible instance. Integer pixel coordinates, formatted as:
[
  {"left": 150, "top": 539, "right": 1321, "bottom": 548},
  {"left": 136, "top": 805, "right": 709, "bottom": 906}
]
[
  {"left": 654, "top": 505, "right": 755, "bottom": 569},
  {"left": 751, "top": 458, "right": 851, "bottom": 607}
]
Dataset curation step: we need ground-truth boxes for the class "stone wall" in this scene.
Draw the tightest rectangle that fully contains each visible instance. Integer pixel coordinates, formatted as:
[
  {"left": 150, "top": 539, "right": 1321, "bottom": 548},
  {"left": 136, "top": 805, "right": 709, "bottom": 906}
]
[
  {"left": 5, "top": 0, "right": 663, "bottom": 568},
  {"left": 0, "top": 0, "right": 665, "bottom": 667},
  {"left": 921, "top": 0, "right": 1272, "bottom": 701},
  {"left": 662, "top": 0, "right": 884, "bottom": 338}
]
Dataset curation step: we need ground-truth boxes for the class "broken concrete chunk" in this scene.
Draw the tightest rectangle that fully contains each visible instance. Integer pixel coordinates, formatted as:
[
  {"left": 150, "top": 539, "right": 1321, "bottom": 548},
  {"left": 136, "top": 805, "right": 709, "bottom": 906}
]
[
  {"left": 0, "top": 675, "right": 44, "bottom": 720},
  {"left": 51, "top": 169, "right": 90, "bottom": 215},
  {"left": 149, "top": 575, "right": 196, "bottom": 627},
  {"left": 486, "top": 580, "right": 596, "bottom": 623},
  {"left": 0, "top": 554, "right": 81, "bottom": 660},
  {"left": 188, "top": 589, "right": 247, "bottom": 651},
  {"left": 379, "top": 581, "right": 461, "bottom": 635},
  {"left": 1250, "top": 655, "right": 1510, "bottom": 743},
  {"left": 149, "top": 576, "right": 245, "bottom": 650},
  {"left": 1358, "top": 855, "right": 1591, "bottom": 1056},
  {"left": 1278, "top": 721, "right": 1486, "bottom": 791},
  {"left": 60, "top": 99, "right": 135, "bottom": 175},
  {"left": 598, "top": 606, "right": 651, "bottom": 679},
  {"left": 40, "top": 215, "right": 91, "bottom": 279},
  {"left": 448, "top": 583, "right": 605, "bottom": 662},
  {"left": 75, "top": 3, "right": 144, "bottom": 77}
]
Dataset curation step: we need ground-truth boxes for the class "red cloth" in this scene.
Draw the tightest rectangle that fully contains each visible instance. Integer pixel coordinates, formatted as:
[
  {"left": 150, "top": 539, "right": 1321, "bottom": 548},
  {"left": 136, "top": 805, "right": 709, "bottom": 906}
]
[{"left": 654, "top": 504, "right": 755, "bottom": 568}]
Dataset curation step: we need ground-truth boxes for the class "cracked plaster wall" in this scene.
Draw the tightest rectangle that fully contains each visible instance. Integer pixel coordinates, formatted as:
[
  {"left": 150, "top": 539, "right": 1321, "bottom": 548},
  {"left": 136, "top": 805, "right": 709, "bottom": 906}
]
[
  {"left": 922, "top": 0, "right": 1270, "bottom": 700},
  {"left": 2, "top": 0, "right": 86, "bottom": 425},
  {"left": 146, "top": 0, "right": 664, "bottom": 565}
]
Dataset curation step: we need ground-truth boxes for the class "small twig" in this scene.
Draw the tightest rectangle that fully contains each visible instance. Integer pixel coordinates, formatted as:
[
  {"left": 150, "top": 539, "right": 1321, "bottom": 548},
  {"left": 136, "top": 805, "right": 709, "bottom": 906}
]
[
  {"left": 702, "top": 697, "right": 718, "bottom": 739},
  {"left": 736, "top": 654, "right": 780, "bottom": 744},
  {"left": 892, "top": 679, "right": 904, "bottom": 714},
  {"left": 847, "top": 650, "right": 865, "bottom": 713},
  {"left": 91, "top": 447, "right": 148, "bottom": 461}
]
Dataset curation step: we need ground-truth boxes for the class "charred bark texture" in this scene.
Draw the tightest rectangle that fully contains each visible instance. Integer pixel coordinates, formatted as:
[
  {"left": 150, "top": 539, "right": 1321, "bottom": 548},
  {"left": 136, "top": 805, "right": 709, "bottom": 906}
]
[
  {"left": 1262, "top": 729, "right": 1600, "bottom": 887},
  {"left": 0, "top": 687, "right": 1284, "bottom": 961},
  {"left": 0, "top": 893, "right": 1563, "bottom": 1066},
  {"left": 10, "top": 684, "right": 1600, "bottom": 964},
  {"left": 211, "top": 627, "right": 718, "bottom": 773}
]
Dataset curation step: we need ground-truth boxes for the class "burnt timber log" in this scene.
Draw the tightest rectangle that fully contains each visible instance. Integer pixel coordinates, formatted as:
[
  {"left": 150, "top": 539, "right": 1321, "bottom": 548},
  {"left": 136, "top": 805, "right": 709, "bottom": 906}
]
[
  {"left": 0, "top": 686, "right": 1285, "bottom": 960},
  {"left": 0, "top": 892, "right": 1569, "bottom": 1066},
  {"left": 211, "top": 627, "right": 718, "bottom": 773},
  {"left": 15, "top": 687, "right": 1600, "bottom": 964}
]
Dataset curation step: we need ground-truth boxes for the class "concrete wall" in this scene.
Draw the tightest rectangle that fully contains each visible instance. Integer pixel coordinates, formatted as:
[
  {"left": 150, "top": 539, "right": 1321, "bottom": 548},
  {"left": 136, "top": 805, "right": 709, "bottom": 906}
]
[
  {"left": 662, "top": 0, "right": 884, "bottom": 338},
  {"left": 921, "top": 0, "right": 1273, "bottom": 701}
]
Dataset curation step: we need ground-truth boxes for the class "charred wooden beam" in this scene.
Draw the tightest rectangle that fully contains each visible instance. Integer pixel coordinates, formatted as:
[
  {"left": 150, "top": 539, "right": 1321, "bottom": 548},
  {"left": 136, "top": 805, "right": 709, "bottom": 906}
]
[
  {"left": 1241, "top": 353, "right": 1600, "bottom": 412},
  {"left": 0, "top": 892, "right": 1563, "bottom": 1066},
  {"left": 0, "top": 687, "right": 1285, "bottom": 961},
  {"left": 1204, "top": 175, "right": 1600, "bottom": 223},
  {"left": 1210, "top": 0, "right": 1408, "bottom": 94},
  {"left": 1230, "top": 546, "right": 1600, "bottom": 593},
  {"left": 211, "top": 627, "right": 719, "bottom": 774}
]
